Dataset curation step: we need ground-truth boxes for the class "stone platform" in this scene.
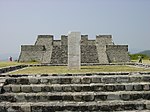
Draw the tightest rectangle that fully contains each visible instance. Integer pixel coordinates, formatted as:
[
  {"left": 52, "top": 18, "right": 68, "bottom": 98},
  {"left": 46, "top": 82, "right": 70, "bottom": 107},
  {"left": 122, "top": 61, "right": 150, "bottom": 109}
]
[{"left": 1, "top": 72, "right": 150, "bottom": 111}]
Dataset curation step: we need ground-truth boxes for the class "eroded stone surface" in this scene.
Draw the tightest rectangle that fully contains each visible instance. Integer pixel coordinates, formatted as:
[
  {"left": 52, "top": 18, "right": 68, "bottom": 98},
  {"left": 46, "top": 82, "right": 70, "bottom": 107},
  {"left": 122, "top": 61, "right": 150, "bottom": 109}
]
[
  {"left": 68, "top": 32, "right": 81, "bottom": 70},
  {"left": 1, "top": 72, "right": 150, "bottom": 111}
]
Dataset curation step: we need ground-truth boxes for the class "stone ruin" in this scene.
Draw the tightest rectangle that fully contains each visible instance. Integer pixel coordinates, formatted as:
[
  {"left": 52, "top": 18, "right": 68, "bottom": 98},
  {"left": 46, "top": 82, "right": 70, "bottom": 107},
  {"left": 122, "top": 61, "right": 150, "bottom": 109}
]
[
  {"left": 1, "top": 71, "right": 150, "bottom": 111},
  {"left": 18, "top": 32, "right": 130, "bottom": 63},
  {"left": 1, "top": 32, "right": 150, "bottom": 111}
]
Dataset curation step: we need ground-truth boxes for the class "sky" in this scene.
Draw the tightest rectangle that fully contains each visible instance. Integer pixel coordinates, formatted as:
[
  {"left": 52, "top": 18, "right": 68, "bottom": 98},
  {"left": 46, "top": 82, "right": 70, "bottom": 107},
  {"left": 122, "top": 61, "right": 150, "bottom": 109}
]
[{"left": 0, "top": 0, "right": 150, "bottom": 60}]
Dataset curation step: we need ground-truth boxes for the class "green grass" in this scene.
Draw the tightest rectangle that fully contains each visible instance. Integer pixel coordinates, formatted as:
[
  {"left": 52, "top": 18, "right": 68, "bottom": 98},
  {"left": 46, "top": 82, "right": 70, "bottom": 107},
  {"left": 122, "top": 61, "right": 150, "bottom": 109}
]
[
  {"left": 1, "top": 60, "right": 150, "bottom": 74},
  {"left": 0, "top": 61, "right": 39, "bottom": 68},
  {"left": 0, "top": 62, "right": 20, "bottom": 68},
  {"left": 11, "top": 65, "right": 150, "bottom": 74},
  {"left": 131, "top": 59, "right": 150, "bottom": 64}
]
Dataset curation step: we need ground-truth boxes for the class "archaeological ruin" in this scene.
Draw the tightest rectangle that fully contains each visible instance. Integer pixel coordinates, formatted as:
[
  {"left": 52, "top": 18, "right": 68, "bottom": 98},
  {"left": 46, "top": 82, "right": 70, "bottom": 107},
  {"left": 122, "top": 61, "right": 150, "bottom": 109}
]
[
  {"left": 1, "top": 32, "right": 150, "bottom": 112},
  {"left": 18, "top": 32, "right": 130, "bottom": 63}
]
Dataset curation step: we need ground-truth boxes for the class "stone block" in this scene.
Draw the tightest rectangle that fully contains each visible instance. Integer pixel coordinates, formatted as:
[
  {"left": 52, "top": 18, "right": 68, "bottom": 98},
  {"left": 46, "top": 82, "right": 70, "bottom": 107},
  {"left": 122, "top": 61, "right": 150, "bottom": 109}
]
[
  {"left": 130, "top": 77, "right": 141, "bottom": 82},
  {"left": 71, "top": 77, "right": 81, "bottom": 84},
  {"left": 143, "top": 84, "right": 150, "bottom": 90},
  {"left": 123, "top": 104, "right": 135, "bottom": 110},
  {"left": 53, "top": 86, "right": 62, "bottom": 92},
  {"left": 3, "top": 86, "right": 11, "bottom": 92},
  {"left": 7, "top": 107, "right": 19, "bottom": 112},
  {"left": 21, "top": 86, "right": 31, "bottom": 92},
  {"left": 40, "top": 78, "right": 48, "bottom": 84},
  {"left": 125, "top": 85, "right": 133, "bottom": 91},
  {"left": 2, "top": 95, "right": 15, "bottom": 102},
  {"left": 0, "top": 106, "right": 6, "bottom": 112},
  {"left": 31, "top": 106, "right": 43, "bottom": 112},
  {"left": 63, "top": 86, "right": 72, "bottom": 92},
  {"left": 131, "top": 94, "right": 142, "bottom": 100},
  {"left": 117, "top": 77, "right": 129, "bottom": 83},
  {"left": 61, "top": 78, "right": 71, "bottom": 84},
  {"left": 17, "top": 78, "right": 29, "bottom": 84},
  {"left": 95, "top": 95, "right": 107, "bottom": 101},
  {"left": 73, "top": 86, "right": 82, "bottom": 92},
  {"left": 81, "top": 77, "right": 91, "bottom": 84},
  {"left": 91, "top": 77, "right": 101, "bottom": 83},
  {"left": 63, "top": 95, "right": 73, "bottom": 101},
  {"left": 106, "top": 85, "right": 115, "bottom": 91},
  {"left": 142, "top": 76, "right": 150, "bottom": 82},
  {"left": 134, "top": 85, "right": 143, "bottom": 91},
  {"left": 0, "top": 79, "right": 6, "bottom": 83},
  {"left": 116, "top": 85, "right": 125, "bottom": 91},
  {"left": 107, "top": 94, "right": 120, "bottom": 100},
  {"left": 42, "top": 86, "right": 52, "bottom": 92},
  {"left": 0, "top": 84, "right": 3, "bottom": 93},
  {"left": 146, "top": 104, "right": 150, "bottom": 109},
  {"left": 15, "top": 95, "right": 26, "bottom": 102},
  {"left": 82, "top": 86, "right": 91, "bottom": 91},
  {"left": 11, "top": 86, "right": 21, "bottom": 92},
  {"left": 135, "top": 104, "right": 144, "bottom": 110},
  {"left": 93, "top": 85, "right": 104, "bottom": 91},
  {"left": 82, "top": 95, "right": 94, "bottom": 101},
  {"left": 32, "top": 86, "right": 41, "bottom": 92},
  {"left": 120, "top": 94, "right": 130, "bottom": 100},
  {"left": 88, "top": 105, "right": 99, "bottom": 111},
  {"left": 21, "top": 105, "right": 31, "bottom": 112},
  {"left": 49, "top": 95, "right": 62, "bottom": 101},
  {"left": 6, "top": 78, "right": 16, "bottom": 84},
  {"left": 101, "top": 77, "right": 117, "bottom": 83},
  {"left": 49, "top": 78, "right": 60, "bottom": 84},
  {"left": 73, "top": 95, "right": 82, "bottom": 101},
  {"left": 29, "top": 78, "right": 39, "bottom": 84},
  {"left": 39, "top": 95, "right": 49, "bottom": 102}
]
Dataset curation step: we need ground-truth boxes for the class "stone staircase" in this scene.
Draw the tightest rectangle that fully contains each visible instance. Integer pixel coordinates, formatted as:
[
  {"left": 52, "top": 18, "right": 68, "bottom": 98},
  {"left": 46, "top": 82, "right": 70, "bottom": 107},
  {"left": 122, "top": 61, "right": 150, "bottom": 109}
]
[{"left": 1, "top": 72, "right": 150, "bottom": 111}]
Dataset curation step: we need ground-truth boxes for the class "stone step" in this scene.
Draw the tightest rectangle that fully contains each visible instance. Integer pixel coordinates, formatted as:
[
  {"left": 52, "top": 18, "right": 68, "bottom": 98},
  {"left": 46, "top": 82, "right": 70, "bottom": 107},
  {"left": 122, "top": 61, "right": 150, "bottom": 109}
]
[
  {"left": 2, "top": 72, "right": 150, "bottom": 78},
  {"left": 3, "top": 82, "right": 150, "bottom": 93},
  {"left": 5, "top": 74, "right": 150, "bottom": 85},
  {"left": 1, "top": 91, "right": 150, "bottom": 102},
  {"left": 0, "top": 100, "right": 150, "bottom": 111}
]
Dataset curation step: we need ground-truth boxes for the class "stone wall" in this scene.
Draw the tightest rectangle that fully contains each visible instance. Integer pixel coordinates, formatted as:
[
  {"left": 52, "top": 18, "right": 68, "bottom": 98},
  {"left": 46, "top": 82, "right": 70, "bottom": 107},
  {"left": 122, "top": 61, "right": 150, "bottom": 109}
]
[
  {"left": 18, "top": 34, "right": 130, "bottom": 63},
  {"left": 19, "top": 45, "right": 45, "bottom": 62},
  {"left": 106, "top": 45, "right": 130, "bottom": 62},
  {"left": 81, "top": 45, "right": 99, "bottom": 63},
  {"left": 35, "top": 35, "right": 53, "bottom": 63},
  {"left": 95, "top": 35, "right": 113, "bottom": 64}
]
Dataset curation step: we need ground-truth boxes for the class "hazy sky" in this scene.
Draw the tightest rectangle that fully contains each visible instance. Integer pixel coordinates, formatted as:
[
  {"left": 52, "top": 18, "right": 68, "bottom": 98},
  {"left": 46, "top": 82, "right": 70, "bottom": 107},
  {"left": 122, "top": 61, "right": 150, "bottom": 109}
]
[{"left": 0, "top": 0, "right": 150, "bottom": 57}]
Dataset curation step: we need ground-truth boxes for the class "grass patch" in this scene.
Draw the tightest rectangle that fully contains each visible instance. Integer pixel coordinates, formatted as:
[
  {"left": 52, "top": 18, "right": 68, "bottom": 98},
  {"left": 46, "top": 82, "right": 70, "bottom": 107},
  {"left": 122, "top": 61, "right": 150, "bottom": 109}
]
[
  {"left": 0, "top": 61, "right": 39, "bottom": 68},
  {"left": 0, "top": 62, "right": 20, "bottom": 68},
  {"left": 131, "top": 59, "right": 150, "bottom": 64},
  {"left": 11, "top": 65, "right": 150, "bottom": 74}
]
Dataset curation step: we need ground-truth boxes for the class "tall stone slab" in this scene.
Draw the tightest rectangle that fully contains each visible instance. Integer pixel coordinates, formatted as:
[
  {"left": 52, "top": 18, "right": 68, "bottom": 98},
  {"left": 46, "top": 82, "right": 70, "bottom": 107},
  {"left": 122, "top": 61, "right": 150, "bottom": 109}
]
[{"left": 68, "top": 32, "right": 81, "bottom": 69}]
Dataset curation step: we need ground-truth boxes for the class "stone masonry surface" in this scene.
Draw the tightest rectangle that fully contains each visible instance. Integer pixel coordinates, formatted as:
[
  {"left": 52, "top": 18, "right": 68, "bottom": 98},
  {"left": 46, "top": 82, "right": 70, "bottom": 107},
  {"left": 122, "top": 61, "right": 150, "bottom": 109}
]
[
  {"left": 68, "top": 32, "right": 81, "bottom": 69},
  {"left": 1, "top": 72, "right": 150, "bottom": 111},
  {"left": 18, "top": 32, "right": 130, "bottom": 63}
]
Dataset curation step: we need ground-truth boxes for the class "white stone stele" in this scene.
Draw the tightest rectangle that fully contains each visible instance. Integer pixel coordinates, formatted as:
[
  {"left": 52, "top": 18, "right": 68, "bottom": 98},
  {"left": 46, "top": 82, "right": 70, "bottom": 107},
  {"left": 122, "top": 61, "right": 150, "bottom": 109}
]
[{"left": 68, "top": 32, "right": 81, "bottom": 70}]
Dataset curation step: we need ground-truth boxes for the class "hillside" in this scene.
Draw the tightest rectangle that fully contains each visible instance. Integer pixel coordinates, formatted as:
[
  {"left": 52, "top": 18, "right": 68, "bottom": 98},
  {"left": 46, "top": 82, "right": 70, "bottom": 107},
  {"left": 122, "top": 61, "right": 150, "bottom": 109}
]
[
  {"left": 129, "top": 50, "right": 150, "bottom": 60},
  {"left": 138, "top": 50, "right": 150, "bottom": 56}
]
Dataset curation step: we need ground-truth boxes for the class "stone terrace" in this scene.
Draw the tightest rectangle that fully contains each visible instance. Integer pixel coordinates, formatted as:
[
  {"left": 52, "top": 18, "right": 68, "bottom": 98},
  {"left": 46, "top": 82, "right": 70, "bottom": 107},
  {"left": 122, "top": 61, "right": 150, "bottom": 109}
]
[{"left": 1, "top": 72, "right": 150, "bottom": 111}]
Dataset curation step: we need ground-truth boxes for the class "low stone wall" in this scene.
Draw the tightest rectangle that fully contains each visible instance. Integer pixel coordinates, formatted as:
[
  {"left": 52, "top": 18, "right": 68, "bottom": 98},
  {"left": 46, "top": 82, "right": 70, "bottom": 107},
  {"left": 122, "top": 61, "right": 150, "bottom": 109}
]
[{"left": 0, "top": 65, "right": 27, "bottom": 74}]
